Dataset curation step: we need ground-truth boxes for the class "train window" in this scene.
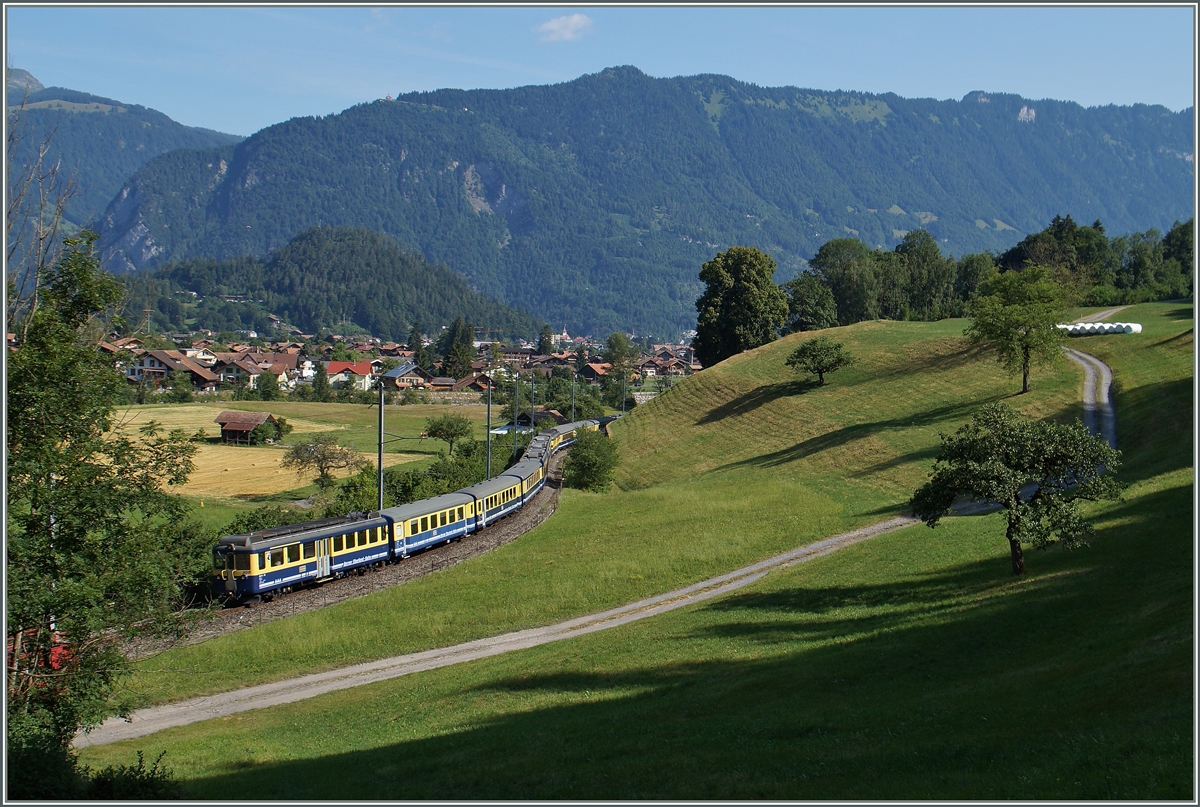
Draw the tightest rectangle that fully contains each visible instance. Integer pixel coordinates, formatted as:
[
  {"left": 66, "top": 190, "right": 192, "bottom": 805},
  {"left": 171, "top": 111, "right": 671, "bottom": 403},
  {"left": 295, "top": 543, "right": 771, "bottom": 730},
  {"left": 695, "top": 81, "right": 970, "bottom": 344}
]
[
  {"left": 287, "top": 544, "right": 301, "bottom": 563},
  {"left": 270, "top": 549, "right": 284, "bottom": 567},
  {"left": 369, "top": 529, "right": 378, "bottom": 544},
  {"left": 333, "top": 535, "right": 343, "bottom": 552},
  {"left": 440, "top": 511, "right": 447, "bottom": 527},
  {"left": 457, "top": 507, "right": 464, "bottom": 521},
  {"left": 259, "top": 552, "right": 266, "bottom": 569},
  {"left": 303, "top": 542, "right": 315, "bottom": 559},
  {"left": 421, "top": 516, "right": 428, "bottom": 532},
  {"left": 213, "top": 554, "right": 224, "bottom": 570},
  {"left": 234, "top": 554, "right": 251, "bottom": 571},
  {"left": 409, "top": 520, "right": 418, "bottom": 536}
]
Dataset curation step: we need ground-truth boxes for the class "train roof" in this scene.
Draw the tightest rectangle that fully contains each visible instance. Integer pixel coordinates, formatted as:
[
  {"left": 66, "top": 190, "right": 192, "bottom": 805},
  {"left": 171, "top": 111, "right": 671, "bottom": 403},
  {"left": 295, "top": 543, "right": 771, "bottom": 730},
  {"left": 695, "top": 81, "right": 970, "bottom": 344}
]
[
  {"left": 380, "top": 492, "right": 475, "bottom": 522},
  {"left": 217, "top": 512, "right": 387, "bottom": 551},
  {"left": 505, "top": 458, "right": 546, "bottom": 480},
  {"left": 457, "top": 471, "right": 525, "bottom": 499}
]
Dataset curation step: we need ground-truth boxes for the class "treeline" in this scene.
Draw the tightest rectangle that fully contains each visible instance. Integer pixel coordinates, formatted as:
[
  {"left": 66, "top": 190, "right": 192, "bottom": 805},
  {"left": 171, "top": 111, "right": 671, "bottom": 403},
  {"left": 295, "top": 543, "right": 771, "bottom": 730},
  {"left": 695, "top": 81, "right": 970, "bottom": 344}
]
[
  {"left": 121, "top": 226, "right": 542, "bottom": 342},
  {"left": 789, "top": 216, "right": 1193, "bottom": 332}
]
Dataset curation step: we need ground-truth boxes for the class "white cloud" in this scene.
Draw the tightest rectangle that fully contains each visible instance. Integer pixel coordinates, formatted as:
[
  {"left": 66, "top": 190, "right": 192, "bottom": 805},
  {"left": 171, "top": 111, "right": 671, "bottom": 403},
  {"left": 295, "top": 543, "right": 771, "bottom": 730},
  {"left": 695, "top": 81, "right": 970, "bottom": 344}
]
[{"left": 536, "top": 13, "right": 592, "bottom": 42}]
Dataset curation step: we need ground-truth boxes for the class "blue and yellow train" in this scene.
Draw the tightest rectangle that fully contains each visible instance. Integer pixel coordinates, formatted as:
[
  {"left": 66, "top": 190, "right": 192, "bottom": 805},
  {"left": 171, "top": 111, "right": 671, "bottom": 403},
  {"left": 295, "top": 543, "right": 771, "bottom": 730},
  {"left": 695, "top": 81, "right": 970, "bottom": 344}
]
[{"left": 212, "top": 418, "right": 609, "bottom": 604}]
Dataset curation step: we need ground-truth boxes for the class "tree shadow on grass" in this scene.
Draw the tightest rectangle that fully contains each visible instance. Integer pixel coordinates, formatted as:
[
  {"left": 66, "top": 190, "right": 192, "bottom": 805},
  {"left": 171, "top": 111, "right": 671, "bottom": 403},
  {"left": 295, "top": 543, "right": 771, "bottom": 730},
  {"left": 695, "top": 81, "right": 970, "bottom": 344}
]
[
  {"left": 174, "top": 489, "right": 1192, "bottom": 799},
  {"left": 711, "top": 396, "right": 1006, "bottom": 472},
  {"left": 1161, "top": 305, "right": 1193, "bottom": 321},
  {"left": 694, "top": 379, "right": 818, "bottom": 425}
]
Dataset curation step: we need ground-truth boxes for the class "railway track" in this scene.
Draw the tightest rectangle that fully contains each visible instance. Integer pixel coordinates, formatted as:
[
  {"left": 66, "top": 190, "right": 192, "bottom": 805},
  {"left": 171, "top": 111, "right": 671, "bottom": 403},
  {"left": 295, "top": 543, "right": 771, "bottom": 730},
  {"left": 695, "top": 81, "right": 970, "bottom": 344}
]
[{"left": 123, "top": 451, "right": 569, "bottom": 659}]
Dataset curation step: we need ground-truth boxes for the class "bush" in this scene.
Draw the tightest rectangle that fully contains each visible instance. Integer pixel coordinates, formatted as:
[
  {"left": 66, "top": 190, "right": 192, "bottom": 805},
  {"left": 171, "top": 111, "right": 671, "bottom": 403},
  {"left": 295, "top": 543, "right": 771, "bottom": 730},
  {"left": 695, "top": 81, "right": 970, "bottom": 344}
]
[
  {"left": 84, "top": 751, "right": 184, "bottom": 799},
  {"left": 562, "top": 430, "right": 618, "bottom": 492}
]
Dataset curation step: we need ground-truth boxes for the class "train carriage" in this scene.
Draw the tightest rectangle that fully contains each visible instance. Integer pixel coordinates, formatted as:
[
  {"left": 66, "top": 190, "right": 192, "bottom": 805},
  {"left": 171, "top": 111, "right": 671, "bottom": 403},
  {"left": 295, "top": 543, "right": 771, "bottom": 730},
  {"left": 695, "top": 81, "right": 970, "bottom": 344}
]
[
  {"left": 458, "top": 472, "right": 526, "bottom": 528},
  {"left": 210, "top": 418, "right": 613, "bottom": 605},
  {"left": 213, "top": 513, "right": 389, "bottom": 601},
  {"left": 381, "top": 492, "right": 476, "bottom": 558}
]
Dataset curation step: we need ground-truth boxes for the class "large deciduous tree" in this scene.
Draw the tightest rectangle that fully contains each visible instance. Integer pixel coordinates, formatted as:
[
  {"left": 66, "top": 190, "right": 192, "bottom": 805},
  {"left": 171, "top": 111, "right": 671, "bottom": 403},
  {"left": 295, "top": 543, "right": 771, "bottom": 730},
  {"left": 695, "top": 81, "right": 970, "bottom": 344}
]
[
  {"left": 6, "top": 231, "right": 202, "bottom": 797},
  {"left": 964, "top": 265, "right": 1066, "bottom": 394},
  {"left": 693, "top": 246, "right": 787, "bottom": 368},
  {"left": 781, "top": 272, "right": 837, "bottom": 333},
  {"left": 562, "top": 429, "right": 619, "bottom": 492},
  {"left": 910, "top": 403, "right": 1121, "bottom": 576}
]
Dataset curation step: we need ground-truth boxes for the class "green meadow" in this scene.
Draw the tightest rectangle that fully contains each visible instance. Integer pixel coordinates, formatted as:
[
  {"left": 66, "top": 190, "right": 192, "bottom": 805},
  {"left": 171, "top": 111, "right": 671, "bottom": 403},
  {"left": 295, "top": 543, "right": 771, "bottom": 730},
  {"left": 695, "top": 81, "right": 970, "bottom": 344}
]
[{"left": 80, "top": 303, "right": 1193, "bottom": 799}]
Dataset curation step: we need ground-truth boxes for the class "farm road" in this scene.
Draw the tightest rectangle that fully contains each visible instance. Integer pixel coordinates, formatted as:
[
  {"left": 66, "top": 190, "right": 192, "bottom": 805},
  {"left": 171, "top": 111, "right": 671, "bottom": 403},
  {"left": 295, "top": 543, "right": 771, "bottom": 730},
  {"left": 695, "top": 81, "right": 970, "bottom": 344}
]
[{"left": 1062, "top": 305, "right": 1126, "bottom": 448}]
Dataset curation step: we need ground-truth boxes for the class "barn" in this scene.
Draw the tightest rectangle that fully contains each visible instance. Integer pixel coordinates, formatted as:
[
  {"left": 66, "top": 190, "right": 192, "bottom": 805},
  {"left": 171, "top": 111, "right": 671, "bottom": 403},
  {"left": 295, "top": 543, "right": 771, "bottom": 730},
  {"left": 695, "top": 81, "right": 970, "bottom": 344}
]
[{"left": 214, "top": 411, "right": 278, "bottom": 444}]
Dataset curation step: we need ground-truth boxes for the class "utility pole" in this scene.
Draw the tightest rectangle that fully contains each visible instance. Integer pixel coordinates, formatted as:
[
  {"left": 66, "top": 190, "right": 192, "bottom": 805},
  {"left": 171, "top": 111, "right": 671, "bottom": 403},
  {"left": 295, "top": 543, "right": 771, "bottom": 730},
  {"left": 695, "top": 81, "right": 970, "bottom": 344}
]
[
  {"left": 571, "top": 372, "right": 576, "bottom": 422},
  {"left": 376, "top": 377, "right": 385, "bottom": 511},
  {"left": 485, "top": 378, "right": 492, "bottom": 480},
  {"left": 512, "top": 368, "right": 520, "bottom": 462}
]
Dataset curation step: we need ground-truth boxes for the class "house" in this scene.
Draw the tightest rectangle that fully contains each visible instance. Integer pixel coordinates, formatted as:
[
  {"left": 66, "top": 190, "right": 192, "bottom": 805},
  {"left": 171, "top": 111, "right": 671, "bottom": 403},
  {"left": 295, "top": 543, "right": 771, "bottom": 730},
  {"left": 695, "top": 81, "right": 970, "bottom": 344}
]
[
  {"left": 127, "top": 349, "right": 220, "bottom": 392},
  {"left": 213, "top": 411, "right": 279, "bottom": 444},
  {"left": 451, "top": 373, "right": 496, "bottom": 393},
  {"left": 581, "top": 362, "right": 611, "bottom": 382},
  {"left": 380, "top": 362, "right": 433, "bottom": 390},
  {"left": 427, "top": 377, "right": 457, "bottom": 392},
  {"left": 325, "top": 360, "right": 378, "bottom": 391}
]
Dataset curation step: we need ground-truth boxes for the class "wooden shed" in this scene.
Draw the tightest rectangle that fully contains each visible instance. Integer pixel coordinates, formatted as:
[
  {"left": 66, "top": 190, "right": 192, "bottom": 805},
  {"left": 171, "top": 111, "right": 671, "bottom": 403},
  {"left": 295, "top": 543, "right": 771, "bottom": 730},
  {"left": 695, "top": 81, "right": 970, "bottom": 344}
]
[{"left": 214, "top": 411, "right": 277, "bottom": 444}]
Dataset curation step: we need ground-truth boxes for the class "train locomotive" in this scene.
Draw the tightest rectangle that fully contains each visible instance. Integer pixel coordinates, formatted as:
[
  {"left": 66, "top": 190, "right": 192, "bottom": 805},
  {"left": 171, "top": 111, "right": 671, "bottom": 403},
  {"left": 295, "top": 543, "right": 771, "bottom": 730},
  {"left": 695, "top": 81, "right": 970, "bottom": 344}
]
[{"left": 212, "top": 417, "right": 610, "bottom": 604}]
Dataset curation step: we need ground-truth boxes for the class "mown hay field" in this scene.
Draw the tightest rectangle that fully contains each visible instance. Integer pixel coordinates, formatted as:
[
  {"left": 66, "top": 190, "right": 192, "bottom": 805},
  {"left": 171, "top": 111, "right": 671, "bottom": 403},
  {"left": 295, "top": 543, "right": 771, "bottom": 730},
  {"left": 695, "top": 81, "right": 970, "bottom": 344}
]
[
  {"left": 109, "top": 404, "right": 333, "bottom": 437},
  {"left": 180, "top": 444, "right": 421, "bottom": 499}
]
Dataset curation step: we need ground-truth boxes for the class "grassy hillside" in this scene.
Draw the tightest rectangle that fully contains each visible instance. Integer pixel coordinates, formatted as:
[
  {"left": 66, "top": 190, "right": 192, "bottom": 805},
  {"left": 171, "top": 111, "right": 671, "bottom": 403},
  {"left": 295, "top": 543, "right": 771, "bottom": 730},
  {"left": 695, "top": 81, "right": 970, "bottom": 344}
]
[
  {"left": 79, "top": 304, "right": 1192, "bottom": 798},
  {"left": 108, "top": 318, "right": 1080, "bottom": 704}
]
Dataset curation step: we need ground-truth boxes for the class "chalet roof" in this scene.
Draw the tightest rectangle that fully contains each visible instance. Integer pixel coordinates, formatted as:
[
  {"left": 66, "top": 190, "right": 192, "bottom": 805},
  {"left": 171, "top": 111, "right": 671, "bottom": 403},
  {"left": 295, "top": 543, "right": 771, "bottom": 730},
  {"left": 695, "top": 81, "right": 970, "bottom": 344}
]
[
  {"left": 429, "top": 377, "right": 456, "bottom": 387},
  {"left": 325, "top": 361, "right": 376, "bottom": 376},
  {"left": 213, "top": 411, "right": 276, "bottom": 432}
]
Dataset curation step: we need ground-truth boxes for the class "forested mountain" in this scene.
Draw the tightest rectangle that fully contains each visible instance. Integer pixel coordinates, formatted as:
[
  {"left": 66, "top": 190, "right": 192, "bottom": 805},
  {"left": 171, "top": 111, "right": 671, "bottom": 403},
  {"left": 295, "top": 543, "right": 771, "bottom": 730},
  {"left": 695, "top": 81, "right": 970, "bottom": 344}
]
[
  {"left": 123, "top": 226, "right": 542, "bottom": 341},
  {"left": 6, "top": 70, "right": 242, "bottom": 228},
  {"left": 95, "top": 66, "right": 1194, "bottom": 338}
]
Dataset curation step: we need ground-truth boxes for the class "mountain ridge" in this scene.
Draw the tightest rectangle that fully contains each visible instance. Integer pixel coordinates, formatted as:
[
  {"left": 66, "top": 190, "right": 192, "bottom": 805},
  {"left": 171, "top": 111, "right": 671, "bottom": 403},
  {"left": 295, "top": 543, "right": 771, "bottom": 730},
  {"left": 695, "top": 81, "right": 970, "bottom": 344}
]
[{"left": 93, "top": 65, "right": 1194, "bottom": 337}]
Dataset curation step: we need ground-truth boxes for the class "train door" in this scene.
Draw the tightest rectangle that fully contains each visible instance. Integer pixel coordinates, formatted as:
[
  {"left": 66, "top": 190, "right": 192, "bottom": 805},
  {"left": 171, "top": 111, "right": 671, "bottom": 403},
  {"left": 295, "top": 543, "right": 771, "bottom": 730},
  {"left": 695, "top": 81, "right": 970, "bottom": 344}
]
[
  {"left": 317, "top": 538, "right": 331, "bottom": 578},
  {"left": 223, "top": 555, "right": 237, "bottom": 594}
]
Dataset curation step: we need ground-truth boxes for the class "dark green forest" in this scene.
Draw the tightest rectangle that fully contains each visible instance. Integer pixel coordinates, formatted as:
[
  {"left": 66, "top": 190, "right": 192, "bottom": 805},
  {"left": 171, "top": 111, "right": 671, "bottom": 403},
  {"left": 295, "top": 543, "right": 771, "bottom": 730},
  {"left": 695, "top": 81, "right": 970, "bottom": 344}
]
[
  {"left": 94, "top": 66, "right": 1193, "bottom": 339},
  {"left": 7, "top": 85, "right": 241, "bottom": 229},
  {"left": 122, "top": 226, "right": 542, "bottom": 341}
]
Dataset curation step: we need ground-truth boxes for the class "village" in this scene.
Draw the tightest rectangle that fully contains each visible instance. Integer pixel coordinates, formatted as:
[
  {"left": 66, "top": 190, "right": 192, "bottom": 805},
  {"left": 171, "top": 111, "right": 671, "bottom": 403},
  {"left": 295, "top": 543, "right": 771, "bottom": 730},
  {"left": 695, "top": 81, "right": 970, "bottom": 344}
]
[{"left": 88, "top": 325, "right": 702, "bottom": 402}]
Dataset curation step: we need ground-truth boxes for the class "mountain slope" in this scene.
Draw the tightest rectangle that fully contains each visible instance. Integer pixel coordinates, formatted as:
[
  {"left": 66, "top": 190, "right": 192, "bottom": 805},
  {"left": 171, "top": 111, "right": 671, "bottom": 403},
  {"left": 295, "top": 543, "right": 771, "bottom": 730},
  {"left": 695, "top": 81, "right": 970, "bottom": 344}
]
[
  {"left": 95, "top": 66, "right": 1194, "bottom": 337},
  {"left": 125, "top": 226, "right": 542, "bottom": 341},
  {"left": 6, "top": 71, "right": 242, "bottom": 228}
]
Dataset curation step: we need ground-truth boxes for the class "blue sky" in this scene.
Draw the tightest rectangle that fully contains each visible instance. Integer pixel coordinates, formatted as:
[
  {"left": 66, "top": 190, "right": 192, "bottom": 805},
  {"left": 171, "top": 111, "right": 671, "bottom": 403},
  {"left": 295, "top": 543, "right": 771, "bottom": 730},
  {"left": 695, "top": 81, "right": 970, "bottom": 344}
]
[{"left": 6, "top": 5, "right": 1196, "bottom": 137}]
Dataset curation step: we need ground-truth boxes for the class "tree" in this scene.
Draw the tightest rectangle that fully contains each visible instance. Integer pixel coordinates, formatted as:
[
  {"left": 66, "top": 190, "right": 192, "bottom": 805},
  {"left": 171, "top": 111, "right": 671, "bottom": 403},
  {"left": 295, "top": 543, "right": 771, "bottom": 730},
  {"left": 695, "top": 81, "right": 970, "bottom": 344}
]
[
  {"left": 408, "top": 321, "right": 431, "bottom": 371},
  {"left": 785, "top": 335, "right": 854, "bottom": 385},
  {"left": 311, "top": 361, "right": 331, "bottom": 402},
  {"left": 965, "top": 265, "right": 1066, "bottom": 394},
  {"left": 562, "top": 429, "right": 618, "bottom": 492},
  {"left": 808, "top": 238, "right": 879, "bottom": 326},
  {"left": 6, "top": 232, "right": 201, "bottom": 798},
  {"left": 574, "top": 343, "right": 588, "bottom": 373},
  {"left": 537, "top": 324, "right": 554, "bottom": 355},
  {"left": 424, "top": 413, "right": 474, "bottom": 456},
  {"left": 693, "top": 246, "right": 787, "bottom": 368},
  {"left": 781, "top": 272, "right": 837, "bottom": 333},
  {"left": 443, "top": 339, "right": 474, "bottom": 380},
  {"left": 910, "top": 403, "right": 1122, "bottom": 576},
  {"left": 257, "top": 369, "right": 281, "bottom": 401},
  {"left": 280, "top": 434, "right": 367, "bottom": 491},
  {"left": 165, "top": 367, "right": 194, "bottom": 403}
]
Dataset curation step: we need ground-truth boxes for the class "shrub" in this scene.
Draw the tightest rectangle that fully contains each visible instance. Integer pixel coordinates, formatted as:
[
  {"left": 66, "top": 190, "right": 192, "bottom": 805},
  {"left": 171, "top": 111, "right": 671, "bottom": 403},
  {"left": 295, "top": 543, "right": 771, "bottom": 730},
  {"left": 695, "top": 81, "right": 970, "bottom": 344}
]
[{"left": 563, "top": 430, "right": 618, "bottom": 492}]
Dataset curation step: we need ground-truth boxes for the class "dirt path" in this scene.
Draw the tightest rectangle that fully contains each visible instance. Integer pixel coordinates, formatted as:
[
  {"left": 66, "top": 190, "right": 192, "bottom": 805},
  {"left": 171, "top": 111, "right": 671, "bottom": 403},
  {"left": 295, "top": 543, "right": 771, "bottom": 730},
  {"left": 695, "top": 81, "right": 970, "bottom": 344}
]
[
  {"left": 75, "top": 516, "right": 917, "bottom": 748},
  {"left": 1063, "top": 348, "right": 1117, "bottom": 448}
]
